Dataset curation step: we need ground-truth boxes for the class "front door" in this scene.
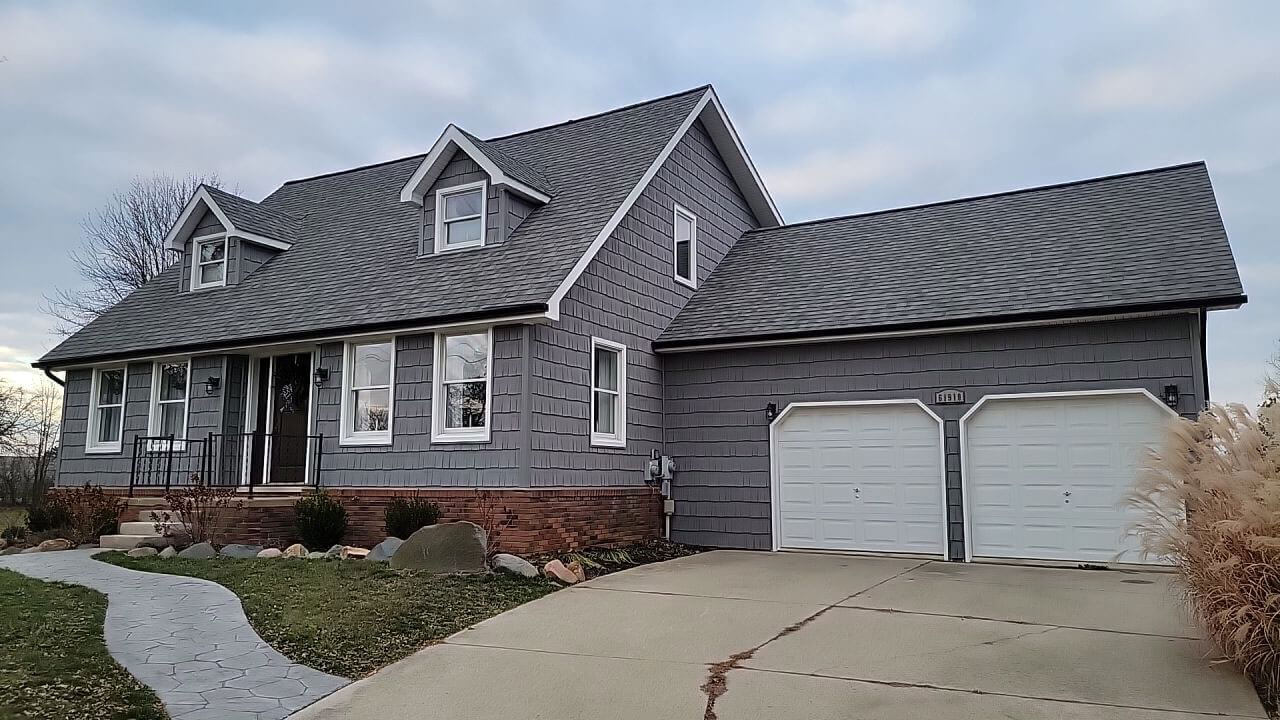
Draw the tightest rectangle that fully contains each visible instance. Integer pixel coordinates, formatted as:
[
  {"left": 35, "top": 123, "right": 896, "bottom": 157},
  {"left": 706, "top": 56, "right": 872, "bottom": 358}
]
[{"left": 249, "top": 352, "right": 313, "bottom": 485}]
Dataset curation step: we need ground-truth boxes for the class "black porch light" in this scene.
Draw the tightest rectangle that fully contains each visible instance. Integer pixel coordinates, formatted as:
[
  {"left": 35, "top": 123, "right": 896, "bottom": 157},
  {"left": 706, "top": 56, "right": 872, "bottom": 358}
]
[
  {"left": 1162, "top": 384, "right": 1180, "bottom": 409},
  {"left": 313, "top": 367, "right": 330, "bottom": 387},
  {"left": 765, "top": 402, "right": 779, "bottom": 422},
  {"left": 203, "top": 376, "right": 221, "bottom": 395}
]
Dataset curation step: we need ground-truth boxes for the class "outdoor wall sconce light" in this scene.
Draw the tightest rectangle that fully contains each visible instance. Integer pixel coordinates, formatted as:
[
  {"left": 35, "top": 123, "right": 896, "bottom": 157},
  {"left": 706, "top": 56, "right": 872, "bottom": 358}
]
[
  {"left": 313, "top": 367, "right": 330, "bottom": 387},
  {"left": 765, "top": 402, "right": 779, "bottom": 422},
  {"left": 203, "top": 376, "right": 221, "bottom": 395},
  {"left": 1162, "top": 384, "right": 1180, "bottom": 409}
]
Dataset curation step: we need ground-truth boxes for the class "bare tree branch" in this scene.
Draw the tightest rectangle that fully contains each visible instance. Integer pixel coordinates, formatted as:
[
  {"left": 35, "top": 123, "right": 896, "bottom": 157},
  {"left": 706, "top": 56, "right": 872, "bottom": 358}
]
[{"left": 43, "top": 173, "right": 226, "bottom": 335}]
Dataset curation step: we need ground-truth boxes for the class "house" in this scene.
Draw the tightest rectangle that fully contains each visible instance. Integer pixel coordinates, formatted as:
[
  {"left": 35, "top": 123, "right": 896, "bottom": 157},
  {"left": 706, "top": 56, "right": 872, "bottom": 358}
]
[{"left": 36, "top": 85, "right": 1246, "bottom": 562}]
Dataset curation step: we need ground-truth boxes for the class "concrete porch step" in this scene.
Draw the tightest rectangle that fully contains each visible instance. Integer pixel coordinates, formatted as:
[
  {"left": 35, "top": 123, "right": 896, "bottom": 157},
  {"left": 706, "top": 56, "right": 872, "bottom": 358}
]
[
  {"left": 119, "top": 521, "right": 189, "bottom": 535},
  {"left": 100, "top": 534, "right": 161, "bottom": 550}
]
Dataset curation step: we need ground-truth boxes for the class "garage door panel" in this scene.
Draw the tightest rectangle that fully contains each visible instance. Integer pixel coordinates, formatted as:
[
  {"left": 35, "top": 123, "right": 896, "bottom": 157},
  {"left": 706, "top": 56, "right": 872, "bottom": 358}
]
[
  {"left": 965, "top": 393, "right": 1170, "bottom": 564},
  {"left": 776, "top": 403, "right": 944, "bottom": 555}
]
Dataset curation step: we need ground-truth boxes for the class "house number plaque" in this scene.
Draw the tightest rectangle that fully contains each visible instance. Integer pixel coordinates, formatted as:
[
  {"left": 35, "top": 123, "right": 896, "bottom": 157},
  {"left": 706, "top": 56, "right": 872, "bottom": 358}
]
[{"left": 934, "top": 389, "right": 966, "bottom": 405}]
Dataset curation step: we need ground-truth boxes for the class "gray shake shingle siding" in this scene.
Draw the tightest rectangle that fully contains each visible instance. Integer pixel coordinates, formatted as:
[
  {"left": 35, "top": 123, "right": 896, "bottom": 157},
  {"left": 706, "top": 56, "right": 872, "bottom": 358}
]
[
  {"left": 38, "top": 87, "right": 707, "bottom": 367},
  {"left": 663, "top": 314, "right": 1205, "bottom": 554},
  {"left": 659, "top": 162, "right": 1244, "bottom": 347}
]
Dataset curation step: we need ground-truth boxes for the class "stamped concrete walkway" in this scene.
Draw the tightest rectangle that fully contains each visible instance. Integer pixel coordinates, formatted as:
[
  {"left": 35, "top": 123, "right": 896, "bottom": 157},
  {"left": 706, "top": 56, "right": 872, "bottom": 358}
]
[{"left": 0, "top": 549, "right": 347, "bottom": 720}]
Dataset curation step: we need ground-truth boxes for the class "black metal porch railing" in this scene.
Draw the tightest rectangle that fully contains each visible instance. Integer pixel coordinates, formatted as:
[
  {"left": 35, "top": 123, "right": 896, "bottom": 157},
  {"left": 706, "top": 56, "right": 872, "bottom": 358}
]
[{"left": 129, "top": 433, "right": 323, "bottom": 496}]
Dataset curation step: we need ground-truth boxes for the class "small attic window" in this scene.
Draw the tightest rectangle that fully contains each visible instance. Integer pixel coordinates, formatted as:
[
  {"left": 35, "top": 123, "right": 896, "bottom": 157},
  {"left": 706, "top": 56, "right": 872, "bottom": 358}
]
[
  {"left": 191, "top": 235, "right": 227, "bottom": 290},
  {"left": 434, "top": 181, "right": 486, "bottom": 252}
]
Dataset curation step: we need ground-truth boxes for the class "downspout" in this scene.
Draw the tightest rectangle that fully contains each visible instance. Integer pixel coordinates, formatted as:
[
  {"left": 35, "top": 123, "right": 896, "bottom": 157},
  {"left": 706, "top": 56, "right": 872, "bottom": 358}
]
[{"left": 1200, "top": 308, "right": 1210, "bottom": 406}]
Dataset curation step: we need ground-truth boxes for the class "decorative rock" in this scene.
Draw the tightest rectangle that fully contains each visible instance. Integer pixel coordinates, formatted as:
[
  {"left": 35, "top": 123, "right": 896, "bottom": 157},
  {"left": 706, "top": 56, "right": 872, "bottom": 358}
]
[
  {"left": 0, "top": 547, "right": 21, "bottom": 556},
  {"left": 543, "top": 559, "right": 579, "bottom": 584},
  {"left": 36, "top": 538, "right": 72, "bottom": 552},
  {"left": 282, "top": 543, "right": 308, "bottom": 558},
  {"left": 158, "top": 546, "right": 177, "bottom": 558},
  {"left": 219, "top": 543, "right": 263, "bottom": 559},
  {"left": 566, "top": 560, "right": 587, "bottom": 583},
  {"left": 139, "top": 534, "right": 190, "bottom": 551},
  {"left": 324, "top": 544, "right": 346, "bottom": 559},
  {"left": 0, "top": 538, "right": 7, "bottom": 550},
  {"left": 491, "top": 553, "right": 538, "bottom": 578},
  {"left": 127, "top": 546, "right": 158, "bottom": 558},
  {"left": 340, "top": 546, "right": 369, "bottom": 560},
  {"left": 390, "top": 521, "right": 487, "bottom": 573},
  {"left": 367, "top": 537, "right": 404, "bottom": 563},
  {"left": 178, "top": 542, "right": 217, "bottom": 559},
  {"left": 257, "top": 548, "right": 283, "bottom": 559},
  {"left": 306, "top": 551, "right": 327, "bottom": 560},
  {"left": 20, "top": 547, "right": 39, "bottom": 554}
]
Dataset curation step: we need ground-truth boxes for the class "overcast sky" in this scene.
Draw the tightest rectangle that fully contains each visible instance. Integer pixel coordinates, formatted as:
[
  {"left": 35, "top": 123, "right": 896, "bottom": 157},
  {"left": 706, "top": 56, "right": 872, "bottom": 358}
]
[{"left": 0, "top": 0, "right": 1275, "bottom": 404}]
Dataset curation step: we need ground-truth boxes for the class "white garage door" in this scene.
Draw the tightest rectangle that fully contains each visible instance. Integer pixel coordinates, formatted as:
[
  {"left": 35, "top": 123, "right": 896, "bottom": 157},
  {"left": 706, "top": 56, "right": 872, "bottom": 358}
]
[
  {"left": 963, "top": 391, "right": 1174, "bottom": 564},
  {"left": 773, "top": 402, "right": 945, "bottom": 556}
]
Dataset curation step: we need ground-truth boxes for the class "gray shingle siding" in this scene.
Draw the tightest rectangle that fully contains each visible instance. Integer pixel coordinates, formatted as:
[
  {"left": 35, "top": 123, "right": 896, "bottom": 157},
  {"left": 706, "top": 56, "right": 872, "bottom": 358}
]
[
  {"left": 529, "top": 119, "right": 761, "bottom": 486},
  {"left": 58, "top": 362, "right": 153, "bottom": 486},
  {"left": 662, "top": 315, "right": 1204, "bottom": 555},
  {"left": 311, "top": 328, "right": 524, "bottom": 487},
  {"left": 416, "top": 152, "right": 505, "bottom": 255}
]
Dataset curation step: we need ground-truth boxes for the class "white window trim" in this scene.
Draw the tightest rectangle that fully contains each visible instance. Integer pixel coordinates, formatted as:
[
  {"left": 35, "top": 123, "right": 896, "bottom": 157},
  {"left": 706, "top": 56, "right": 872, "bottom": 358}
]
[
  {"left": 339, "top": 338, "right": 396, "bottom": 447},
  {"left": 86, "top": 366, "right": 127, "bottom": 454},
  {"left": 190, "top": 233, "right": 228, "bottom": 291},
  {"left": 433, "top": 180, "right": 487, "bottom": 253},
  {"left": 431, "top": 328, "right": 493, "bottom": 444},
  {"left": 147, "top": 359, "right": 191, "bottom": 448},
  {"left": 673, "top": 203, "right": 698, "bottom": 288},
  {"left": 589, "top": 337, "right": 627, "bottom": 448}
]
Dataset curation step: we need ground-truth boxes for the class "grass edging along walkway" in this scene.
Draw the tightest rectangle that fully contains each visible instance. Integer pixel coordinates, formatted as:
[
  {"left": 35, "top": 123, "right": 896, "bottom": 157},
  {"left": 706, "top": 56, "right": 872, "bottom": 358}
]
[
  {"left": 0, "top": 567, "right": 167, "bottom": 720},
  {"left": 98, "top": 554, "right": 558, "bottom": 679}
]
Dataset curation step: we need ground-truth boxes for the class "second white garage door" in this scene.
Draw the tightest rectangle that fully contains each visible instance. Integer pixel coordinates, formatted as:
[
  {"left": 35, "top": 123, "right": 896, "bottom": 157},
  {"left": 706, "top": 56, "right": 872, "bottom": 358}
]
[
  {"left": 962, "top": 390, "right": 1175, "bottom": 564},
  {"left": 772, "top": 401, "right": 946, "bottom": 556}
]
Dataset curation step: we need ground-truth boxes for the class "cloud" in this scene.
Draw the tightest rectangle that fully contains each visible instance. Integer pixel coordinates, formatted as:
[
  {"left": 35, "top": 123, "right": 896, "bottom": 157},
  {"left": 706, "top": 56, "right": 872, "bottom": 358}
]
[{"left": 753, "top": 0, "right": 971, "bottom": 60}]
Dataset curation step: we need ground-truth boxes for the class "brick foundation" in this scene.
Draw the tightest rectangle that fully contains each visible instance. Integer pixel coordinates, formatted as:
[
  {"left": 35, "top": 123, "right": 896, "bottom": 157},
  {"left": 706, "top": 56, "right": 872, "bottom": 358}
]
[{"left": 110, "top": 486, "right": 662, "bottom": 554}]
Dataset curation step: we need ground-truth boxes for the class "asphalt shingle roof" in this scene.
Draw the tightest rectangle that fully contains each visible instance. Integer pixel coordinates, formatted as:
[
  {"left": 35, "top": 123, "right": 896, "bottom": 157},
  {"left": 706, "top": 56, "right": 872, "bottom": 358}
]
[
  {"left": 657, "top": 162, "right": 1245, "bottom": 347},
  {"left": 458, "top": 129, "right": 555, "bottom": 198},
  {"left": 202, "top": 186, "right": 301, "bottom": 245},
  {"left": 40, "top": 87, "right": 707, "bottom": 366}
]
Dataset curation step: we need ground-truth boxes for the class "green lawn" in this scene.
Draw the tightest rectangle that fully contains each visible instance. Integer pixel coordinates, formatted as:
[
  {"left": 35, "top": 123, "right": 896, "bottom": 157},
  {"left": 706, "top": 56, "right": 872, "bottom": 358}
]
[
  {"left": 0, "top": 568, "right": 167, "bottom": 720},
  {"left": 100, "top": 555, "right": 558, "bottom": 678}
]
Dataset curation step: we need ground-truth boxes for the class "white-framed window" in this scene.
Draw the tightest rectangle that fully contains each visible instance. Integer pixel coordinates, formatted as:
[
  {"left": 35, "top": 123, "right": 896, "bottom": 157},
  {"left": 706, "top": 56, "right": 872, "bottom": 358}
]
[
  {"left": 432, "top": 329, "right": 492, "bottom": 443},
  {"left": 340, "top": 338, "right": 395, "bottom": 446},
  {"left": 86, "top": 366, "right": 127, "bottom": 453},
  {"left": 434, "top": 181, "right": 487, "bottom": 252},
  {"left": 590, "top": 338, "right": 627, "bottom": 448},
  {"left": 191, "top": 234, "right": 228, "bottom": 290},
  {"left": 148, "top": 359, "right": 190, "bottom": 442},
  {"left": 673, "top": 204, "right": 697, "bottom": 288}
]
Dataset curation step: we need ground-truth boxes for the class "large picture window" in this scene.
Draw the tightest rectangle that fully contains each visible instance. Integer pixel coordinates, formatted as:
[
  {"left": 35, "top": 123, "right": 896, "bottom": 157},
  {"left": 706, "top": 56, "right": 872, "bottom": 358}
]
[
  {"left": 590, "top": 338, "right": 627, "bottom": 447},
  {"left": 148, "top": 360, "right": 189, "bottom": 441},
  {"left": 87, "top": 367, "right": 126, "bottom": 453},
  {"left": 191, "top": 235, "right": 227, "bottom": 290},
  {"left": 432, "top": 329, "right": 491, "bottom": 443},
  {"left": 341, "top": 339, "right": 394, "bottom": 445},
  {"left": 434, "top": 182, "right": 486, "bottom": 252}
]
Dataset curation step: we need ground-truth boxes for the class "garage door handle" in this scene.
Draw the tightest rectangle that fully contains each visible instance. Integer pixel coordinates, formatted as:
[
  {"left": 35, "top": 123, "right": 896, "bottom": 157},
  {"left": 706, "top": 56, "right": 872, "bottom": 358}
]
[{"left": 1063, "top": 491, "right": 1071, "bottom": 497}]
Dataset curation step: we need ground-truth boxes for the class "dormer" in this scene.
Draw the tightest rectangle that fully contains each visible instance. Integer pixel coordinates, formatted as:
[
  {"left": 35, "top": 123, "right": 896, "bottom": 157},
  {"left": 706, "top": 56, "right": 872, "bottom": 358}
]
[
  {"left": 399, "top": 125, "right": 553, "bottom": 255},
  {"left": 165, "top": 186, "right": 299, "bottom": 292}
]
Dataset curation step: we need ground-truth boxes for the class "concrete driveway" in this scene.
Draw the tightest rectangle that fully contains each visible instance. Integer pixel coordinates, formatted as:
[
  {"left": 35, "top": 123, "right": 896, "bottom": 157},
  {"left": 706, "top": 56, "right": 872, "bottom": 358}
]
[{"left": 292, "top": 551, "right": 1265, "bottom": 720}]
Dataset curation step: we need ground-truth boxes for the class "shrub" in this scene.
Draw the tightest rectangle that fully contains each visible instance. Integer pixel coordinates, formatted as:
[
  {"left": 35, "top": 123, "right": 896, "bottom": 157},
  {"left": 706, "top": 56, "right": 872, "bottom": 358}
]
[
  {"left": 24, "top": 502, "right": 70, "bottom": 533},
  {"left": 1129, "top": 400, "right": 1280, "bottom": 704},
  {"left": 384, "top": 493, "right": 441, "bottom": 539},
  {"left": 1, "top": 525, "right": 25, "bottom": 543},
  {"left": 295, "top": 489, "right": 347, "bottom": 549},
  {"left": 154, "top": 483, "right": 244, "bottom": 546},
  {"left": 55, "top": 484, "right": 127, "bottom": 544}
]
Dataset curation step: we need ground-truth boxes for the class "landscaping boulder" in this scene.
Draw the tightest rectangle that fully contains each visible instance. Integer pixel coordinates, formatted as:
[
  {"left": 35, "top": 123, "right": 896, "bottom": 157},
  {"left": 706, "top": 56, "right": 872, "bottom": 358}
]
[
  {"left": 257, "top": 548, "right": 283, "bottom": 559},
  {"left": 567, "top": 560, "right": 587, "bottom": 583},
  {"left": 390, "top": 521, "right": 487, "bottom": 573},
  {"left": 0, "top": 547, "right": 21, "bottom": 556},
  {"left": 491, "top": 553, "right": 537, "bottom": 578},
  {"left": 36, "top": 539, "right": 72, "bottom": 552},
  {"left": 0, "top": 538, "right": 7, "bottom": 551},
  {"left": 178, "top": 542, "right": 216, "bottom": 559},
  {"left": 158, "top": 546, "right": 177, "bottom": 558},
  {"left": 367, "top": 537, "right": 404, "bottom": 563},
  {"left": 20, "top": 547, "right": 38, "bottom": 554},
  {"left": 282, "top": 543, "right": 308, "bottom": 558},
  {"left": 543, "top": 559, "right": 579, "bottom": 585},
  {"left": 324, "top": 544, "right": 346, "bottom": 559},
  {"left": 306, "top": 551, "right": 327, "bottom": 560},
  {"left": 340, "top": 546, "right": 369, "bottom": 560},
  {"left": 127, "top": 547, "right": 158, "bottom": 558},
  {"left": 139, "top": 534, "right": 190, "bottom": 551},
  {"left": 219, "top": 544, "right": 263, "bottom": 559}
]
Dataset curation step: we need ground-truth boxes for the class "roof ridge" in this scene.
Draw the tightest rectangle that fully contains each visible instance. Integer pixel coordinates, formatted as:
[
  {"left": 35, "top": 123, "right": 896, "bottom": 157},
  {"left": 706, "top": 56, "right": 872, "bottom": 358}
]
[
  {"left": 280, "top": 153, "right": 427, "bottom": 187},
  {"left": 746, "top": 160, "right": 1208, "bottom": 235},
  {"left": 484, "top": 85, "right": 710, "bottom": 142}
]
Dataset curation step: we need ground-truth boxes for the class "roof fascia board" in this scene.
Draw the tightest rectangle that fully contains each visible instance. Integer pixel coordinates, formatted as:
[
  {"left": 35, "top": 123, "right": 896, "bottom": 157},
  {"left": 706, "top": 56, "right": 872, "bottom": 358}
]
[
  {"left": 400, "top": 125, "right": 551, "bottom": 206},
  {"left": 545, "top": 88, "right": 784, "bottom": 318},
  {"left": 165, "top": 187, "right": 235, "bottom": 251},
  {"left": 37, "top": 307, "right": 554, "bottom": 371},
  {"left": 232, "top": 231, "right": 292, "bottom": 251},
  {"left": 653, "top": 308, "right": 1210, "bottom": 354}
]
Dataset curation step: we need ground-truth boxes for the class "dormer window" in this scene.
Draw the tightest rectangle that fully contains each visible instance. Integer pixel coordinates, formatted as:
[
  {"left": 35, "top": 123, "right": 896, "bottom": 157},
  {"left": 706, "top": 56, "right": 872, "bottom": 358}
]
[
  {"left": 434, "top": 181, "right": 486, "bottom": 252},
  {"left": 192, "top": 235, "right": 227, "bottom": 290}
]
